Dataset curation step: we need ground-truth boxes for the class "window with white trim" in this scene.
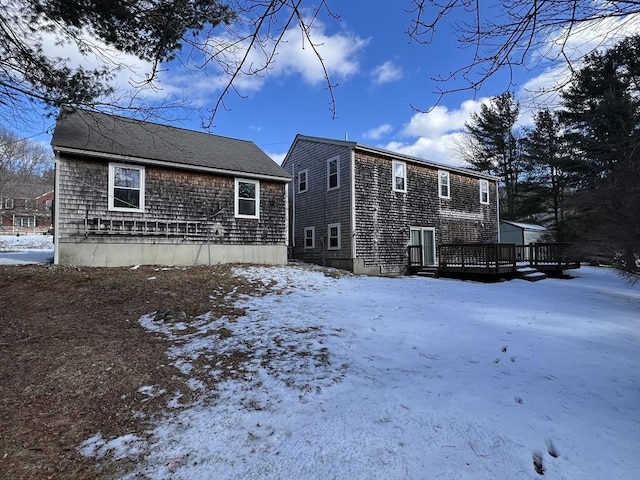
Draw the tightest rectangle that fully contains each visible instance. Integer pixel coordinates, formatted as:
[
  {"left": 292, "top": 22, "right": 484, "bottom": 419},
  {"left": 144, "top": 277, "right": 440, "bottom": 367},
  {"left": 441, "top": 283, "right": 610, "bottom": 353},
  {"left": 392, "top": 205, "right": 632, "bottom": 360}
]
[
  {"left": 438, "top": 170, "right": 450, "bottom": 199},
  {"left": 327, "top": 223, "right": 341, "bottom": 250},
  {"left": 327, "top": 156, "right": 340, "bottom": 190},
  {"left": 3, "top": 198, "right": 14, "bottom": 209},
  {"left": 393, "top": 160, "right": 407, "bottom": 192},
  {"left": 298, "top": 169, "right": 308, "bottom": 193},
  {"left": 17, "top": 216, "right": 35, "bottom": 227},
  {"left": 235, "top": 178, "right": 260, "bottom": 219},
  {"left": 304, "top": 226, "right": 315, "bottom": 249},
  {"left": 109, "top": 163, "right": 145, "bottom": 212},
  {"left": 479, "top": 179, "right": 489, "bottom": 204}
]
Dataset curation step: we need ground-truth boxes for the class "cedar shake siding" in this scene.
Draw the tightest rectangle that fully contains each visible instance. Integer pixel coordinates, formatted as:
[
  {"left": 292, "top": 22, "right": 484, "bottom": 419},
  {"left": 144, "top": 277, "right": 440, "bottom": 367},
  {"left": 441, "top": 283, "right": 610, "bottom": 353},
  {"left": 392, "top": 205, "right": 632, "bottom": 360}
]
[
  {"left": 52, "top": 109, "right": 290, "bottom": 267},
  {"left": 283, "top": 135, "right": 499, "bottom": 276},
  {"left": 284, "top": 138, "right": 354, "bottom": 271}
]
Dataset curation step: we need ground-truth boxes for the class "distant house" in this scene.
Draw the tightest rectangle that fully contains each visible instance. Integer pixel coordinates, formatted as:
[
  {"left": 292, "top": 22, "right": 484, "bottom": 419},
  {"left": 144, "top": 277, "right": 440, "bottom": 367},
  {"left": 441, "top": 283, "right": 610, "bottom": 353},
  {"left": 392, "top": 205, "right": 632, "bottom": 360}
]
[
  {"left": 51, "top": 109, "right": 290, "bottom": 267},
  {"left": 0, "top": 190, "right": 54, "bottom": 235},
  {"left": 282, "top": 135, "right": 500, "bottom": 275}
]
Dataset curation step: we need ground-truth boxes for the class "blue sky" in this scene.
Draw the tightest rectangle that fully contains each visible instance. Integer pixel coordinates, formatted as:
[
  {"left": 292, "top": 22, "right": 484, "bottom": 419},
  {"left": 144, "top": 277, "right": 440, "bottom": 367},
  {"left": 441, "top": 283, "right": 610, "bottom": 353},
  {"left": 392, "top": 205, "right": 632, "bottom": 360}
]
[{"left": 9, "top": 1, "right": 640, "bottom": 167}]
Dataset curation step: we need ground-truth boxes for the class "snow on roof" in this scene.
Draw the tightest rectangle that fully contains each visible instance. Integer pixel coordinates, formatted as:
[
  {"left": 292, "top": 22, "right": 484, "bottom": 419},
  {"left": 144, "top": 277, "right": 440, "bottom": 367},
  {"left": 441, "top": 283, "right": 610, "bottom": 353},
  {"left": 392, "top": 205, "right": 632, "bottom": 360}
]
[{"left": 500, "top": 220, "right": 549, "bottom": 231}]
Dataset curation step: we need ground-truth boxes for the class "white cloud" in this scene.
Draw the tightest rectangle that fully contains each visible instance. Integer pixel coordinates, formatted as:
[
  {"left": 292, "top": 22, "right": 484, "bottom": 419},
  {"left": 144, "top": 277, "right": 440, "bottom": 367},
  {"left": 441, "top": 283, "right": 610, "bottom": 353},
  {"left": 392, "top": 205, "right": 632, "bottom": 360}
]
[
  {"left": 382, "top": 132, "right": 469, "bottom": 168},
  {"left": 38, "top": 16, "right": 368, "bottom": 111},
  {"left": 518, "top": 13, "right": 640, "bottom": 110},
  {"left": 372, "top": 61, "right": 402, "bottom": 84},
  {"left": 363, "top": 123, "right": 393, "bottom": 140},
  {"left": 268, "top": 151, "right": 287, "bottom": 165},
  {"left": 401, "top": 100, "right": 485, "bottom": 138},
  {"left": 374, "top": 99, "right": 486, "bottom": 166}
]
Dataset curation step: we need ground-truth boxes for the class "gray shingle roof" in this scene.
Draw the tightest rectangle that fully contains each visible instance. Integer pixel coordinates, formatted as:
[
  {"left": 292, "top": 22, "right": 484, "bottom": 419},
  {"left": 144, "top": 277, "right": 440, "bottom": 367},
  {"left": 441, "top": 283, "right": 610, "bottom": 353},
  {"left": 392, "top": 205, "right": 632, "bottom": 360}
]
[{"left": 52, "top": 109, "right": 290, "bottom": 181}]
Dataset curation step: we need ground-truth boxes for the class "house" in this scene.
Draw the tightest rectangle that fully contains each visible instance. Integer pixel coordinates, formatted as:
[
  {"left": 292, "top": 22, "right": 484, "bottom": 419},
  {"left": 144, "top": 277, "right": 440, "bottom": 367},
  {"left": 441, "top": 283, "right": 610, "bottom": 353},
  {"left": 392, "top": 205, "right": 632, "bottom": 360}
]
[
  {"left": 282, "top": 135, "right": 500, "bottom": 275},
  {"left": 0, "top": 190, "right": 54, "bottom": 234},
  {"left": 51, "top": 109, "right": 290, "bottom": 267}
]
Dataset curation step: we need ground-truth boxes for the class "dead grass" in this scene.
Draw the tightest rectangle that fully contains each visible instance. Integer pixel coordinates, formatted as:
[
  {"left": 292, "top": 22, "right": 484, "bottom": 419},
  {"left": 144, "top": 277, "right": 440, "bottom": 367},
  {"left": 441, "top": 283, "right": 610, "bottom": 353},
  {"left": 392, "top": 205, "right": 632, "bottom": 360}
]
[{"left": 0, "top": 263, "right": 265, "bottom": 480}]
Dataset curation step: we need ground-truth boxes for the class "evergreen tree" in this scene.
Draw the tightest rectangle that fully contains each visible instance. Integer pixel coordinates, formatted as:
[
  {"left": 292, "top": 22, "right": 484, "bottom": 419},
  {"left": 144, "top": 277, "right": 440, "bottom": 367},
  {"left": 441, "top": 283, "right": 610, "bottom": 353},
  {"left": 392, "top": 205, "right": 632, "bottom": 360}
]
[
  {"left": 464, "top": 92, "right": 523, "bottom": 219},
  {"left": 560, "top": 35, "right": 640, "bottom": 272},
  {"left": 520, "top": 110, "right": 576, "bottom": 239}
]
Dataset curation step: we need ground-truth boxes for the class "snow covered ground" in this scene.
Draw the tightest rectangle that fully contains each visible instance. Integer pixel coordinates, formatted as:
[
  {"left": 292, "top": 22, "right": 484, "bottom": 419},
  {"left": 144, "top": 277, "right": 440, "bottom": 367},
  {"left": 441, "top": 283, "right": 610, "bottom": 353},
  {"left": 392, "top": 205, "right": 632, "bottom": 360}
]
[
  {"left": 76, "top": 264, "right": 640, "bottom": 480},
  {"left": 0, "top": 234, "right": 53, "bottom": 264}
]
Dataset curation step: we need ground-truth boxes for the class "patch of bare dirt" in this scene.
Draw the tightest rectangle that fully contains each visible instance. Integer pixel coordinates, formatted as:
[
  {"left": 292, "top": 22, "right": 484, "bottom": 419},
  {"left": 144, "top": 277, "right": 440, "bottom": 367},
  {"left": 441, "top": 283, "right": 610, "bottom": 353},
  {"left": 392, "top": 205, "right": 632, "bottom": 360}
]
[{"left": 0, "top": 263, "right": 265, "bottom": 480}]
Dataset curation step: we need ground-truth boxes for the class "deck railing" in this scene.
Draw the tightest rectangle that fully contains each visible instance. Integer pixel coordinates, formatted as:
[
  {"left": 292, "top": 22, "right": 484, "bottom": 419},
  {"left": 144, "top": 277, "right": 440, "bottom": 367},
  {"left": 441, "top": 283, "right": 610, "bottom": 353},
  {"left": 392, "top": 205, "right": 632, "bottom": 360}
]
[
  {"left": 409, "top": 242, "right": 579, "bottom": 275},
  {"left": 438, "top": 243, "right": 516, "bottom": 273},
  {"left": 408, "top": 245, "right": 423, "bottom": 268},
  {"left": 528, "top": 243, "right": 580, "bottom": 269}
]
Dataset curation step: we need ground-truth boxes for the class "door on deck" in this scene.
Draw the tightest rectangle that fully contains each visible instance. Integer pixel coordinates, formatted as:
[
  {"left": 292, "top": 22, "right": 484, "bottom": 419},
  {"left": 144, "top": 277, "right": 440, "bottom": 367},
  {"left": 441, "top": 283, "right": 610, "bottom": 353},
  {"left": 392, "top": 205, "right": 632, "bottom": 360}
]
[{"left": 410, "top": 227, "right": 436, "bottom": 266}]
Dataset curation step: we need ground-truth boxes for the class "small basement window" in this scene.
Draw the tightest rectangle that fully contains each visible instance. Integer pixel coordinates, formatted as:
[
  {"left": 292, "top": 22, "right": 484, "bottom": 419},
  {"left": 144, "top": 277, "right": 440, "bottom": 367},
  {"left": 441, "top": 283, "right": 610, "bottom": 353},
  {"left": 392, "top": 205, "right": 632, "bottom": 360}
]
[{"left": 109, "top": 163, "right": 145, "bottom": 212}]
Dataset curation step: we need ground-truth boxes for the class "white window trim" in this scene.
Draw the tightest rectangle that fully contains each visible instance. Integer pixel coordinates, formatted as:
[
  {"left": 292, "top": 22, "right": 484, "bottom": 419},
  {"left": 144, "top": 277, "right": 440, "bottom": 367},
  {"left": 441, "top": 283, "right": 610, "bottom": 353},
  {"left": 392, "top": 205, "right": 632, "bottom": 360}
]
[
  {"left": 479, "top": 179, "right": 490, "bottom": 204},
  {"left": 327, "top": 156, "right": 340, "bottom": 191},
  {"left": 298, "top": 168, "right": 308, "bottom": 194},
  {"left": 108, "top": 163, "right": 145, "bottom": 212},
  {"left": 235, "top": 178, "right": 260, "bottom": 219},
  {"left": 303, "top": 226, "right": 315, "bottom": 249},
  {"left": 438, "top": 170, "right": 450, "bottom": 199},
  {"left": 327, "top": 222, "right": 341, "bottom": 250},
  {"left": 17, "top": 216, "right": 35, "bottom": 227},
  {"left": 392, "top": 160, "right": 407, "bottom": 193}
]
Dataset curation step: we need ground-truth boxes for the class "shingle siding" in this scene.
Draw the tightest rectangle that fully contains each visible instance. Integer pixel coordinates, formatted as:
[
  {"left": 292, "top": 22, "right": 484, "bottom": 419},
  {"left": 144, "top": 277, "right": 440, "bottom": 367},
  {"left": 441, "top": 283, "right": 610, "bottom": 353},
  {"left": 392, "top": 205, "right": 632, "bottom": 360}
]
[
  {"left": 283, "top": 135, "right": 499, "bottom": 275},
  {"left": 283, "top": 139, "right": 353, "bottom": 269},
  {"left": 57, "top": 155, "right": 286, "bottom": 246},
  {"left": 354, "top": 151, "right": 498, "bottom": 273}
]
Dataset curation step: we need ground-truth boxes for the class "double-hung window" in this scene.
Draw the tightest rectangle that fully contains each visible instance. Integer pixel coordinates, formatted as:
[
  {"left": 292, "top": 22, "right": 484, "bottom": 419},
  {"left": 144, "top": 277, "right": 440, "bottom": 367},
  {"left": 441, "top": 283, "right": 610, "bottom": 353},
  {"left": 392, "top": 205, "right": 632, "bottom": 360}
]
[
  {"left": 235, "top": 178, "right": 260, "bottom": 219},
  {"left": 298, "top": 169, "right": 308, "bottom": 193},
  {"left": 393, "top": 160, "right": 407, "bottom": 192},
  {"left": 304, "top": 226, "right": 315, "bottom": 249},
  {"left": 327, "top": 156, "right": 340, "bottom": 191},
  {"left": 479, "top": 179, "right": 489, "bottom": 204},
  {"left": 327, "top": 223, "right": 341, "bottom": 250},
  {"left": 109, "top": 163, "right": 145, "bottom": 212},
  {"left": 17, "top": 216, "right": 35, "bottom": 227},
  {"left": 438, "top": 170, "right": 450, "bottom": 199}
]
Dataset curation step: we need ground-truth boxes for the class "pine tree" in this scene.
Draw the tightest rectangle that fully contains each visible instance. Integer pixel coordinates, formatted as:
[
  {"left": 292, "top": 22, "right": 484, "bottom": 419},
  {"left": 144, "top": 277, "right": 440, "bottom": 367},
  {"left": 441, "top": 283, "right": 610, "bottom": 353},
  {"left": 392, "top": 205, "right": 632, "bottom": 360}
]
[
  {"left": 465, "top": 92, "right": 523, "bottom": 219},
  {"left": 520, "top": 110, "right": 577, "bottom": 239},
  {"left": 560, "top": 35, "right": 640, "bottom": 272}
]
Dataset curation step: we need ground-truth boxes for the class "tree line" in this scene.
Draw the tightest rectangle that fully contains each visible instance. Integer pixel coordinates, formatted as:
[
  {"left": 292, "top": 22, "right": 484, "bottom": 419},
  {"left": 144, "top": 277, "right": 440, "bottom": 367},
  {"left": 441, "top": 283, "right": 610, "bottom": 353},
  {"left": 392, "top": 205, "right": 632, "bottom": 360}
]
[
  {"left": 0, "top": 128, "right": 54, "bottom": 201},
  {"left": 462, "top": 35, "right": 639, "bottom": 273}
]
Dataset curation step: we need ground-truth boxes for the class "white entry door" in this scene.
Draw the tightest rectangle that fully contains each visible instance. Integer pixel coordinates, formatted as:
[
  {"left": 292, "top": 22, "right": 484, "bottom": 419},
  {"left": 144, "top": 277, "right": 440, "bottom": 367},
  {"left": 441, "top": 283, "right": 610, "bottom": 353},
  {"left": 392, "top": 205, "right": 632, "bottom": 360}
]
[{"left": 410, "top": 227, "right": 436, "bottom": 266}]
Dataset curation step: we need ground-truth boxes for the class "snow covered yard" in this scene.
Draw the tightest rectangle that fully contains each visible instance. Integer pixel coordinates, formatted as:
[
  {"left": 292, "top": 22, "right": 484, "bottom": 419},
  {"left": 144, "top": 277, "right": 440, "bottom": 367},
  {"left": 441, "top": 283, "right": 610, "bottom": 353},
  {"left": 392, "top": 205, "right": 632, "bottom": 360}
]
[
  {"left": 82, "top": 265, "right": 639, "bottom": 480},
  {"left": 0, "top": 234, "right": 53, "bottom": 264}
]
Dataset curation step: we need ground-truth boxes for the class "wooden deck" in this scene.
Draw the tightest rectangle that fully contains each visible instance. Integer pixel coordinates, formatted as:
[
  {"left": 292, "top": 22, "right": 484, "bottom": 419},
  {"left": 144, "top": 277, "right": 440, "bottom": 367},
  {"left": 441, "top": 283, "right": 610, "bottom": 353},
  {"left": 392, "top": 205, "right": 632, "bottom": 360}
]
[{"left": 408, "top": 243, "right": 580, "bottom": 276}]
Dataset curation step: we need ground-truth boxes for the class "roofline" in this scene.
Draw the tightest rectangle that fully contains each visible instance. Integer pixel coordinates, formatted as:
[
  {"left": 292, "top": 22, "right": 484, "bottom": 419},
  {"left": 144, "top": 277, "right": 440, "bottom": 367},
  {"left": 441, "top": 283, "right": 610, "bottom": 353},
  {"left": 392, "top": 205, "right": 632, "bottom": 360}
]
[
  {"left": 355, "top": 144, "right": 499, "bottom": 181},
  {"left": 500, "top": 219, "right": 548, "bottom": 230},
  {"left": 55, "top": 107, "right": 262, "bottom": 148},
  {"left": 282, "top": 134, "right": 499, "bottom": 181},
  {"left": 54, "top": 146, "right": 291, "bottom": 183}
]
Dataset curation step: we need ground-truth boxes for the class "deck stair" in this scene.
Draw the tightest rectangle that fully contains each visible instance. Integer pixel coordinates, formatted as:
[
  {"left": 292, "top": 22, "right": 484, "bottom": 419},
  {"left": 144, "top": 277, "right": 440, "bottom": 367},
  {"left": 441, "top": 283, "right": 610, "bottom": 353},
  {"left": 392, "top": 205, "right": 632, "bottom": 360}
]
[
  {"left": 415, "top": 266, "right": 439, "bottom": 278},
  {"left": 516, "top": 265, "right": 547, "bottom": 282}
]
